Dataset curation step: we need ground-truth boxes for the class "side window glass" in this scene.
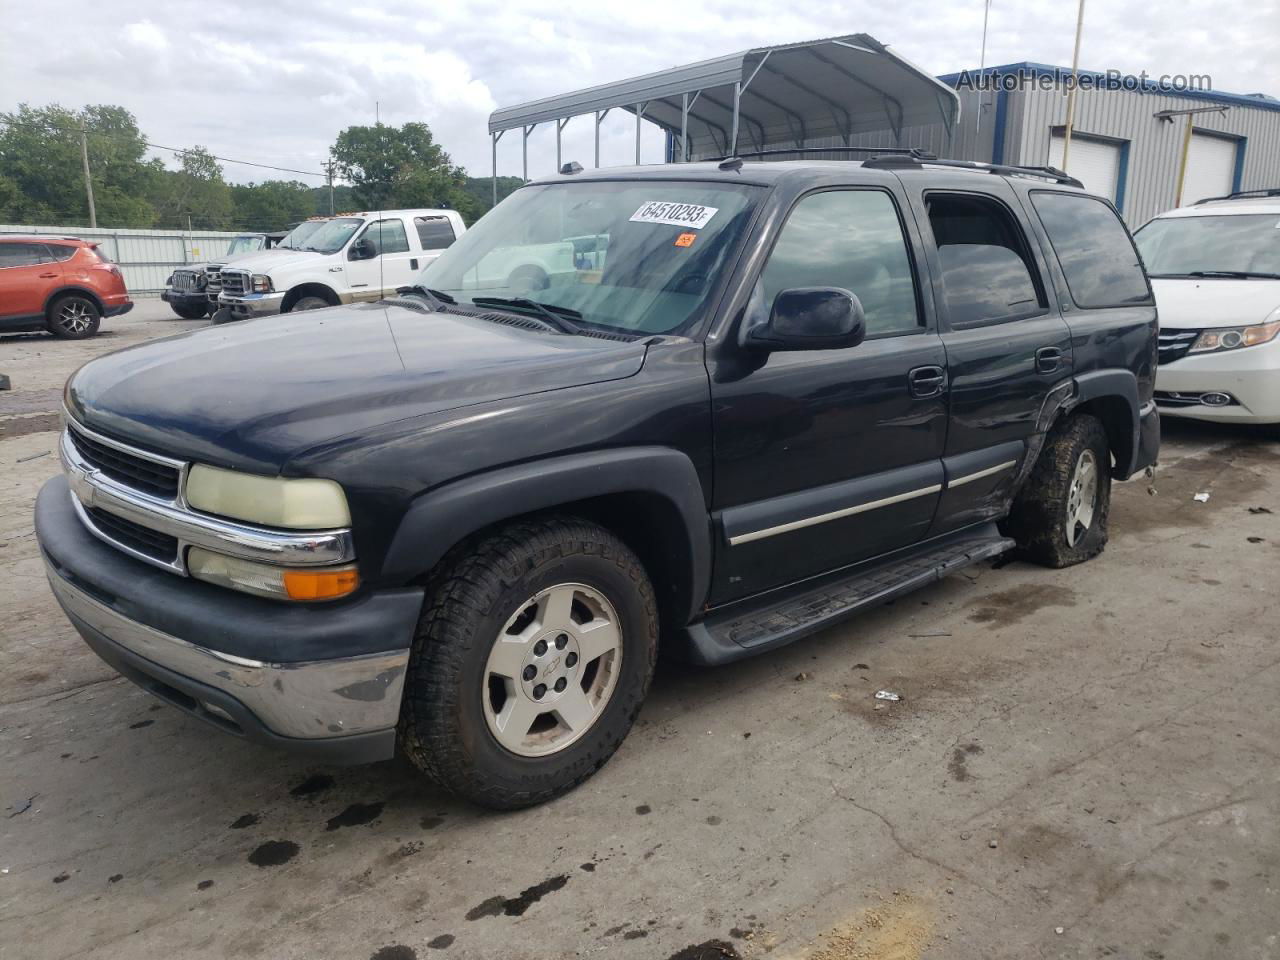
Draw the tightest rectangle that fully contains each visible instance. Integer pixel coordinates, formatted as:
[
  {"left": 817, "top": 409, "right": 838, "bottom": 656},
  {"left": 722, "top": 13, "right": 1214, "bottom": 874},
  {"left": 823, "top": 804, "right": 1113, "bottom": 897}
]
[
  {"left": 926, "top": 193, "right": 1047, "bottom": 326},
  {"left": 1031, "top": 192, "right": 1151, "bottom": 307},
  {"left": 415, "top": 216, "right": 457, "bottom": 251},
  {"left": 362, "top": 219, "right": 410, "bottom": 256},
  {"left": 760, "top": 190, "right": 920, "bottom": 336},
  {"left": 45, "top": 244, "right": 77, "bottom": 262},
  {"left": 0, "top": 243, "right": 46, "bottom": 267}
]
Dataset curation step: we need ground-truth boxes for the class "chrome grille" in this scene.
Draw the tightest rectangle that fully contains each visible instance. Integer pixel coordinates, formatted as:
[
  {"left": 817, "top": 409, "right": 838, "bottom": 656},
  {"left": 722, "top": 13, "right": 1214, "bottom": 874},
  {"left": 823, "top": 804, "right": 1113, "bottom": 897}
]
[
  {"left": 205, "top": 264, "right": 223, "bottom": 295},
  {"left": 171, "top": 269, "right": 202, "bottom": 293},
  {"left": 85, "top": 507, "right": 179, "bottom": 563},
  {"left": 220, "top": 269, "right": 249, "bottom": 296},
  {"left": 67, "top": 421, "right": 180, "bottom": 499},
  {"left": 1158, "top": 328, "right": 1200, "bottom": 365}
]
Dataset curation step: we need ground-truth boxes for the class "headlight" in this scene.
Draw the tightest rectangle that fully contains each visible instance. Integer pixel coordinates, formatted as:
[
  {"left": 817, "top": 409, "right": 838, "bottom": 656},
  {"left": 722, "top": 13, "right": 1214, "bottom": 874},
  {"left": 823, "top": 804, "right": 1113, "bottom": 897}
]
[
  {"left": 185, "top": 464, "right": 351, "bottom": 529},
  {"left": 188, "top": 547, "right": 358, "bottom": 601},
  {"left": 1189, "top": 317, "right": 1280, "bottom": 354},
  {"left": 252, "top": 274, "right": 273, "bottom": 293},
  {"left": 165, "top": 273, "right": 174, "bottom": 285}
]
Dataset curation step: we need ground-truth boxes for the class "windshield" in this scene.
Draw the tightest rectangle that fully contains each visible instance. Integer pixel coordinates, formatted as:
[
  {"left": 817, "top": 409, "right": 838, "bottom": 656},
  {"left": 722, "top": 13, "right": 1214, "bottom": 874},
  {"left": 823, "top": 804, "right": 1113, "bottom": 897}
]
[
  {"left": 1134, "top": 213, "right": 1280, "bottom": 277},
  {"left": 299, "top": 217, "right": 363, "bottom": 254},
  {"left": 226, "top": 235, "right": 264, "bottom": 256},
  {"left": 417, "top": 181, "right": 763, "bottom": 335},
  {"left": 279, "top": 219, "right": 327, "bottom": 250}
]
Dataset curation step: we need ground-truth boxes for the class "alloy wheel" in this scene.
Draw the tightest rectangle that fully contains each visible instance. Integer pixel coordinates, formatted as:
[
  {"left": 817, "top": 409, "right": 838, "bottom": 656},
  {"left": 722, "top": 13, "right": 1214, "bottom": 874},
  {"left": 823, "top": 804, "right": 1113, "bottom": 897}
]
[
  {"left": 58, "top": 300, "right": 94, "bottom": 334},
  {"left": 482, "top": 583, "right": 622, "bottom": 757},
  {"left": 1065, "top": 449, "right": 1098, "bottom": 547}
]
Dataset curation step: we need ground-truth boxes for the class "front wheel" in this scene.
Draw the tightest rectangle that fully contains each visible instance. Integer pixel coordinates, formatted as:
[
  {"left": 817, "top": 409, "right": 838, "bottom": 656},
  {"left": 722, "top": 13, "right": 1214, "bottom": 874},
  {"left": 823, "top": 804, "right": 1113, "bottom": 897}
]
[
  {"left": 46, "top": 294, "right": 101, "bottom": 339},
  {"left": 399, "top": 517, "right": 658, "bottom": 809},
  {"left": 1005, "top": 414, "right": 1111, "bottom": 567},
  {"left": 172, "top": 302, "right": 208, "bottom": 320},
  {"left": 288, "top": 296, "right": 331, "bottom": 312}
]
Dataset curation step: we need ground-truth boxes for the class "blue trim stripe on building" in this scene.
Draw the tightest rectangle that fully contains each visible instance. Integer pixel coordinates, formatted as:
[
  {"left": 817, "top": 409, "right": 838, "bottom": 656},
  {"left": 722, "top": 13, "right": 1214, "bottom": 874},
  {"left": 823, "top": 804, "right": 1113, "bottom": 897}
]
[
  {"left": 1114, "top": 141, "right": 1130, "bottom": 213},
  {"left": 991, "top": 90, "right": 1008, "bottom": 165},
  {"left": 1232, "top": 135, "right": 1248, "bottom": 192}
]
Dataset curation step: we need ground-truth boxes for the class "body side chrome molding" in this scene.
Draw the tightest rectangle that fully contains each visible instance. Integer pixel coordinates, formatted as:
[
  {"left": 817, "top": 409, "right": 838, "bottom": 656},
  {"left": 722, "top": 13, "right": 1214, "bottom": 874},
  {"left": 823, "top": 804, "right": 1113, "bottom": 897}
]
[
  {"left": 947, "top": 459, "right": 1018, "bottom": 488},
  {"left": 727, "top": 484, "right": 943, "bottom": 546}
]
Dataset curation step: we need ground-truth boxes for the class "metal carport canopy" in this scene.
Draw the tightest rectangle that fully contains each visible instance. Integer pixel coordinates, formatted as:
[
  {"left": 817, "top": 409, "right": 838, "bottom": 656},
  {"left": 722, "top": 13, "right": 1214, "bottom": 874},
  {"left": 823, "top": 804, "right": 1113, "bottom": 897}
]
[{"left": 486, "top": 33, "right": 960, "bottom": 191}]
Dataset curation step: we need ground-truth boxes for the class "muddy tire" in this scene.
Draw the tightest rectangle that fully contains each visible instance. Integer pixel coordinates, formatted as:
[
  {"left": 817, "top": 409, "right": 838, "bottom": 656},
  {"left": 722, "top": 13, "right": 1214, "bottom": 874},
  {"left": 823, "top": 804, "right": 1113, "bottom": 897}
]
[
  {"left": 1005, "top": 414, "right": 1111, "bottom": 568},
  {"left": 399, "top": 516, "right": 658, "bottom": 809},
  {"left": 209, "top": 307, "right": 236, "bottom": 325},
  {"left": 46, "top": 294, "right": 101, "bottom": 339}
]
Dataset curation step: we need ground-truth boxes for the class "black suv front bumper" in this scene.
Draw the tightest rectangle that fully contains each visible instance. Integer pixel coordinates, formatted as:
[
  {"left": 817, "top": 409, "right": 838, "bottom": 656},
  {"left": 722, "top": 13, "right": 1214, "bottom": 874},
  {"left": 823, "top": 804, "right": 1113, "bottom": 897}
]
[{"left": 35, "top": 475, "right": 424, "bottom": 764}]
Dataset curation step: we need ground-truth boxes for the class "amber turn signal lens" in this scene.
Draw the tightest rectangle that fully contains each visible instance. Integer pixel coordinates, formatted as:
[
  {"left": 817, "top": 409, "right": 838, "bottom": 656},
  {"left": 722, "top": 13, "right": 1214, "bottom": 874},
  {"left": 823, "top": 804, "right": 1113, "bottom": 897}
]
[{"left": 282, "top": 567, "right": 360, "bottom": 601}]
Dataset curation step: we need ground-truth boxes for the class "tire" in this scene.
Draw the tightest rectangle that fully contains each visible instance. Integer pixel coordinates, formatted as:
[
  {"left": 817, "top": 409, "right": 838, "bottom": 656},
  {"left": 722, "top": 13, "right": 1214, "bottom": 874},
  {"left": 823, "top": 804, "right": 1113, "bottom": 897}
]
[
  {"left": 288, "top": 296, "right": 331, "bottom": 312},
  {"left": 46, "top": 294, "right": 101, "bottom": 340},
  {"left": 172, "top": 302, "right": 208, "bottom": 320},
  {"left": 1005, "top": 414, "right": 1111, "bottom": 568},
  {"left": 507, "top": 265, "right": 549, "bottom": 293},
  {"left": 399, "top": 516, "right": 658, "bottom": 809},
  {"left": 209, "top": 307, "right": 236, "bottom": 325}
]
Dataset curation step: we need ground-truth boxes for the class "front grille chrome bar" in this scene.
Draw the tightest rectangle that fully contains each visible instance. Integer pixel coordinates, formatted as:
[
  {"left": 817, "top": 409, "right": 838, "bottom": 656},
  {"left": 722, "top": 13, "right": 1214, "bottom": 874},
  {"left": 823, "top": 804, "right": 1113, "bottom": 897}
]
[{"left": 59, "top": 423, "right": 355, "bottom": 575}]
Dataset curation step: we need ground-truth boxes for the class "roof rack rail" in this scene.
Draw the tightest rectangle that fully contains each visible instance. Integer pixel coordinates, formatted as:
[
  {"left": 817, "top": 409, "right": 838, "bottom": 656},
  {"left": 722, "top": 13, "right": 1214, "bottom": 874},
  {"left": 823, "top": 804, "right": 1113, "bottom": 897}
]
[
  {"left": 1194, "top": 187, "right": 1280, "bottom": 204},
  {"left": 861, "top": 155, "right": 1085, "bottom": 189},
  {"left": 706, "top": 146, "right": 937, "bottom": 162}
]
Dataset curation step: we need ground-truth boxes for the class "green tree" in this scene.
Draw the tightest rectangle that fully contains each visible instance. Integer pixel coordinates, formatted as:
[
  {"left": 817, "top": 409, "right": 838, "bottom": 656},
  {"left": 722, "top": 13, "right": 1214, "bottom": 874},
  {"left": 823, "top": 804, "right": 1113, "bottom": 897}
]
[
  {"left": 0, "top": 103, "right": 159, "bottom": 226},
  {"left": 230, "top": 180, "right": 316, "bottom": 231},
  {"left": 331, "top": 122, "right": 476, "bottom": 219},
  {"left": 149, "top": 145, "right": 233, "bottom": 230}
]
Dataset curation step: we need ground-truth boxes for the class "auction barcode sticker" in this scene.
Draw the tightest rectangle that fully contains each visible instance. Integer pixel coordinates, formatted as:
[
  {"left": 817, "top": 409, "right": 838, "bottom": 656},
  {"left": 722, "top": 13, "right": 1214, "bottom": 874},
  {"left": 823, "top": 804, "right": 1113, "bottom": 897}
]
[{"left": 629, "top": 201, "right": 719, "bottom": 230}]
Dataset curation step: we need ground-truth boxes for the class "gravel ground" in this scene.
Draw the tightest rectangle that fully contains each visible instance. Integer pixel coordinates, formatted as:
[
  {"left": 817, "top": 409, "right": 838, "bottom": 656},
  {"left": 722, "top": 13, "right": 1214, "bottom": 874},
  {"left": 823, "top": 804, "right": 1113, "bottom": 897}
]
[{"left": 2, "top": 301, "right": 1277, "bottom": 960}]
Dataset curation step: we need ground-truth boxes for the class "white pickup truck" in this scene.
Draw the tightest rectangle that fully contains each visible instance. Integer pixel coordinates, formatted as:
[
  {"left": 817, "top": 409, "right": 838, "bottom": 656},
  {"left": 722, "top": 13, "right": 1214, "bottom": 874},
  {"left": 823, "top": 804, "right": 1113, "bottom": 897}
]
[{"left": 216, "top": 208, "right": 466, "bottom": 320}]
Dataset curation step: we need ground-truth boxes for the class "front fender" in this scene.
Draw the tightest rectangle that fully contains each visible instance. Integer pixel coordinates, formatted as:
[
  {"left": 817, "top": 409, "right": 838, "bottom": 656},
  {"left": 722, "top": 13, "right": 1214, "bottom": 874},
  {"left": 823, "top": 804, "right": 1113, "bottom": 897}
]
[{"left": 381, "top": 446, "right": 712, "bottom": 624}]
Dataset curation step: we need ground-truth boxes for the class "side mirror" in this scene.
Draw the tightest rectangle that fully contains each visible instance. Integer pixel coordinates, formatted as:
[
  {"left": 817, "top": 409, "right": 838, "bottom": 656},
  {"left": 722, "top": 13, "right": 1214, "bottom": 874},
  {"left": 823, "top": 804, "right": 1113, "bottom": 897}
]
[
  {"left": 746, "top": 287, "right": 866, "bottom": 351},
  {"left": 349, "top": 237, "right": 376, "bottom": 261}
]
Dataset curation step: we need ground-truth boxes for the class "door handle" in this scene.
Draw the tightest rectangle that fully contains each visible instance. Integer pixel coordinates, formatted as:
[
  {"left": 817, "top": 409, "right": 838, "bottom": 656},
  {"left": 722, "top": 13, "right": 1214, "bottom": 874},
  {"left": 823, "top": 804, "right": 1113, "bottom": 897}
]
[
  {"left": 1035, "top": 346, "right": 1063, "bottom": 374},
  {"left": 38, "top": 272, "right": 58, "bottom": 278},
  {"left": 409, "top": 258, "right": 419, "bottom": 270},
  {"left": 908, "top": 365, "right": 946, "bottom": 399}
]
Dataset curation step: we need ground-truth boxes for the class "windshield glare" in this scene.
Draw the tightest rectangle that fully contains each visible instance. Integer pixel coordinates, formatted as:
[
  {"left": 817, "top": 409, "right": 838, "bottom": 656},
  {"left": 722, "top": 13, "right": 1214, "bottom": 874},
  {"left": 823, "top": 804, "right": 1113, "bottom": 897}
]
[
  {"left": 1135, "top": 213, "right": 1280, "bottom": 276},
  {"left": 279, "top": 219, "right": 326, "bottom": 250},
  {"left": 300, "top": 217, "right": 363, "bottom": 254},
  {"left": 226, "top": 235, "right": 263, "bottom": 256},
  {"left": 417, "top": 181, "right": 762, "bottom": 335}
]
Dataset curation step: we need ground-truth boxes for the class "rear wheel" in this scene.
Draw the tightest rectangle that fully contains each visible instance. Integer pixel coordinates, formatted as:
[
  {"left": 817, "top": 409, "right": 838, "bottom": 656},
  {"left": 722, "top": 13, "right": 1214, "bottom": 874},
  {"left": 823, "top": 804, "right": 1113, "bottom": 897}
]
[
  {"left": 399, "top": 516, "right": 658, "bottom": 809},
  {"left": 172, "top": 302, "right": 208, "bottom": 320},
  {"left": 46, "top": 294, "right": 101, "bottom": 339},
  {"left": 1005, "top": 414, "right": 1111, "bottom": 567}
]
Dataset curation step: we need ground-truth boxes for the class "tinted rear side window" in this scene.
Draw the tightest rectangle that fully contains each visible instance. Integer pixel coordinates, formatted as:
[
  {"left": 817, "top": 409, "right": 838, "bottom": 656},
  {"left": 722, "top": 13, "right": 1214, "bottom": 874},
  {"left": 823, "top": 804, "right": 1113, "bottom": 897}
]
[
  {"left": 1031, "top": 192, "right": 1151, "bottom": 307},
  {"left": 415, "top": 216, "right": 457, "bottom": 250},
  {"left": 926, "top": 193, "right": 1047, "bottom": 326},
  {"left": 45, "top": 244, "right": 78, "bottom": 262}
]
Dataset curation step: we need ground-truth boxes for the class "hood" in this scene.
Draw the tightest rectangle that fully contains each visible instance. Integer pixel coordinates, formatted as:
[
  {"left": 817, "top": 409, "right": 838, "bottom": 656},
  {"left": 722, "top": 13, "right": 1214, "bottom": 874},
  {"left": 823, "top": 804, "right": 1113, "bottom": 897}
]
[
  {"left": 218, "top": 249, "right": 322, "bottom": 276},
  {"left": 1151, "top": 278, "right": 1280, "bottom": 329},
  {"left": 212, "top": 247, "right": 306, "bottom": 268},
  {"left": 67, "top": 302, "right": 648, "bottom": 472}
]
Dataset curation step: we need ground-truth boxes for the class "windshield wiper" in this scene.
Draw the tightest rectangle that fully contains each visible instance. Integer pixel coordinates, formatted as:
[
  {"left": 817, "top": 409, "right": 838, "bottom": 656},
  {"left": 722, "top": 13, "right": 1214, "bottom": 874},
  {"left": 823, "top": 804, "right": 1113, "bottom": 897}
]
[
  {"left": 396, "top": 285, "right": 456, "bottom": 309},
  {"left": 471, "top": 296, "right": 583, "bottom": 335},
  {"left": 1152, "top": 270, "right": 1280, "bottom": 280}
]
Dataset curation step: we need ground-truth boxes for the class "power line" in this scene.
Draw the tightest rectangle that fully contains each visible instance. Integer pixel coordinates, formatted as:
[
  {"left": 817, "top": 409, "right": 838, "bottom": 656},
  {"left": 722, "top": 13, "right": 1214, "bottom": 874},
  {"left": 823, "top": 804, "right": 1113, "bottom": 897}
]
[{"left": 0, "top": 116, "right": 328, "bottom": 179}]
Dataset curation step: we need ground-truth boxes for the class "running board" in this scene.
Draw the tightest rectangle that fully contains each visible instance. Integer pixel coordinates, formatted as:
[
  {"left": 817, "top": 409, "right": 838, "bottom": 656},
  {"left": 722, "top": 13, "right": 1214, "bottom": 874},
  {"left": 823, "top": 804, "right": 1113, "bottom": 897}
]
[{"left": 681, "top": 524, "right": 1013, "bottom": 666}]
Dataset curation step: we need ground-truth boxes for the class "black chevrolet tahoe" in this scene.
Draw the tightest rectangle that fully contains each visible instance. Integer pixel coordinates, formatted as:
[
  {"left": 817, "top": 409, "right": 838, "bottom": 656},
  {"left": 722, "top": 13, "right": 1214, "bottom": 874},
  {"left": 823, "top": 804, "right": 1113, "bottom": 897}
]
[{"left": 36, "top": 157, "right": 1159, "bottom": 809}]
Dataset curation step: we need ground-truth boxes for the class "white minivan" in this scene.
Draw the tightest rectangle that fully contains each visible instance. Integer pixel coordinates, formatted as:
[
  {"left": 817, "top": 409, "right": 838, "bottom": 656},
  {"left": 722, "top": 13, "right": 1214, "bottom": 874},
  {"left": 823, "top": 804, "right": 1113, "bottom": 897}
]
[
  {"left": 1134, "top": 190, "right": 1280, "bottom": 424},
  {"left": 217, "top": 208, "right": 467, "bottom": 321}
]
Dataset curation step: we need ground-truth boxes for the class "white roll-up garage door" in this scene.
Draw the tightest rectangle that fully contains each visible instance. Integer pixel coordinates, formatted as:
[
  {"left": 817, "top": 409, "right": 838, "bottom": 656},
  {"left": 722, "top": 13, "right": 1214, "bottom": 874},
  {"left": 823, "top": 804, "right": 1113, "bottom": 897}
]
[
  {"left": 1049, "top": 133, "right": 1121, "bottom": 202},
  {"left": 1180, "top": 133, "right": 1237, "bottom": 205}
]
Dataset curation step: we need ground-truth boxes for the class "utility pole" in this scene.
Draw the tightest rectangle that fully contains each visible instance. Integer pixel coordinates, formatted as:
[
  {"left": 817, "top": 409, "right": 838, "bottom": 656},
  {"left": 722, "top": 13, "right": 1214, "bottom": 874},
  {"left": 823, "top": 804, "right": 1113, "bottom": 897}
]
[
  {"left": 326, "top": 159, "right": 335, "bottom": 214},
  {"left": 79, "top": 120, "right": 97, "bottom": 228},
  {"left": 1060, "top": 0, "right": 1087, "bottom": 171}
]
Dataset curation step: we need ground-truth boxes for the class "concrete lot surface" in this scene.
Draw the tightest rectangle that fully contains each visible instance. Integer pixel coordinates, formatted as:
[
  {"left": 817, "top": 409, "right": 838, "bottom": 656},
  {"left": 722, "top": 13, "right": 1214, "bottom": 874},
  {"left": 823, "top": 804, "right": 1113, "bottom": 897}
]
[{"left": 2, "top": 301, "right": 1278, "bottom": 960}]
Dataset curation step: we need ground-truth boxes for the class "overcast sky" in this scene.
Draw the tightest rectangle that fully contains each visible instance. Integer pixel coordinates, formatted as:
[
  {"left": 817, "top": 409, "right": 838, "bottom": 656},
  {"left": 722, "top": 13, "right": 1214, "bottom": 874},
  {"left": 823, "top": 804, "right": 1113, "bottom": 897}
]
[{"left": 2, "top": 0, "right": 1277, "bottom": 186}]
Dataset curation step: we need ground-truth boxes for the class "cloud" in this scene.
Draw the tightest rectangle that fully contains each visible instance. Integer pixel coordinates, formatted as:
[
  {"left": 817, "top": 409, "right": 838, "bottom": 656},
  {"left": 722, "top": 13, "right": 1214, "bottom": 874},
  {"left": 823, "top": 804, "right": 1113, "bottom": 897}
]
[{"left": 2, "top": 0, "right": 1277, "bottom": 186}]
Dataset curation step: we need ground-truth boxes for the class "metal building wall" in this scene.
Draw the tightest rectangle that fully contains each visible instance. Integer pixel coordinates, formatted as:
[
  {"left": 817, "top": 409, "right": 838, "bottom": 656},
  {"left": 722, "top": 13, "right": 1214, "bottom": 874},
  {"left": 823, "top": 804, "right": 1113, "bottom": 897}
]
[
  {"left": 1005, "top": 86, "right": 1280, "bottom": 224},
  {"left": 0, "top": 225, "right": 246, "bottom": 296}
]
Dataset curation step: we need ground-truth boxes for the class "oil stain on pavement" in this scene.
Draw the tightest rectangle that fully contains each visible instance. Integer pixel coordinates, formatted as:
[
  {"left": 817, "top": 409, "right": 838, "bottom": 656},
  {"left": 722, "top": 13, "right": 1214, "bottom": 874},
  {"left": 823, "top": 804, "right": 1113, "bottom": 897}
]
[
  {"left": 466, "top": 874, "right": 569, "bottom": 920},
  {"left": 247, "top": 840, "right": 299, "bottom": 867}
]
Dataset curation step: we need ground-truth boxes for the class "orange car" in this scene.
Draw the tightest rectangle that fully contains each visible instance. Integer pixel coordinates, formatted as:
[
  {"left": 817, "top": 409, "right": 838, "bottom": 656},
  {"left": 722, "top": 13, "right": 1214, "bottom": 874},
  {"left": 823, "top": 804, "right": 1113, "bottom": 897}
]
[{"left": 0, "top": 236, "right": 132, "bottom": 339}]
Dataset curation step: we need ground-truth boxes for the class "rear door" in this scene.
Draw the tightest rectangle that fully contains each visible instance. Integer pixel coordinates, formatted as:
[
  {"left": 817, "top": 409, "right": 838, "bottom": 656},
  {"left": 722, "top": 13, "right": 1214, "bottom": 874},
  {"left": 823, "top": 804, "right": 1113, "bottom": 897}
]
[
  {"left": 0, "top": 242, "right": 61, "bottom": 322},
  {"left": 708, "top": 185, "right": 948, "bottom": 603},
  {"left": 413, "top": 215, "right": 458, "bottom": 272},
  {"left": 903, "top": 180, "right": 1073, "bottom": 536}
]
